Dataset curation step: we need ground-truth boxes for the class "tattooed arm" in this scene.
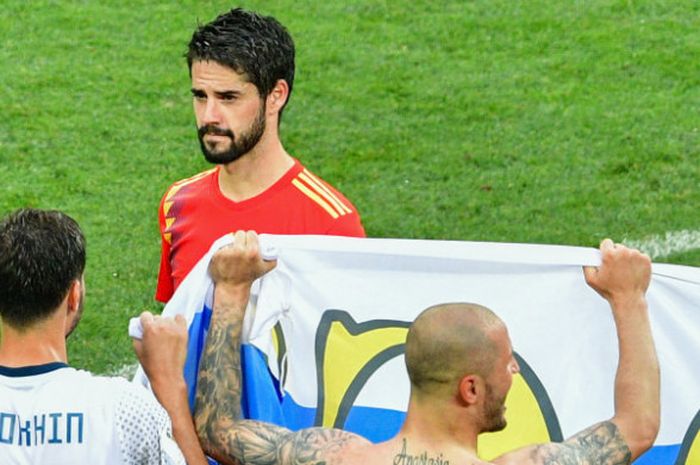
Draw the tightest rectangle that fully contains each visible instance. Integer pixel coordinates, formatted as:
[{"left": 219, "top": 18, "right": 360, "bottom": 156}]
[
  {"left": 493, "top": 420, "right": 632, "bottom": 465},
  {"left": 494, "top": 241, "right": 659, "bottom": 465},
  {"left": 194, "top": 231, "right": 369, "bottom": 465}
]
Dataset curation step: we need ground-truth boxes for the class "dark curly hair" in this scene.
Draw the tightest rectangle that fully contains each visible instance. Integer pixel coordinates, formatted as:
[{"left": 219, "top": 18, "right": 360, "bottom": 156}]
[
  {"left": 0, "top": 209, "right": 85, "bottom": 329},
  {"left": 187, "top": 8, "right": 295, "bottom": 117}
]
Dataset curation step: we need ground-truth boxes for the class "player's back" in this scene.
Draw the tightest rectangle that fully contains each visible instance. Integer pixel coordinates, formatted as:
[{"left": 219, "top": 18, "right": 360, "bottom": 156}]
[{"left": 0, "top": 363, "right": 183, "bottom": 465}]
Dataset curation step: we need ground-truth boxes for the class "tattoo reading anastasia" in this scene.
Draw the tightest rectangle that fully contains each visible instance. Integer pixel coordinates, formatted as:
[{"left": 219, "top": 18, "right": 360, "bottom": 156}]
[{"left": 393, "top": 439, "right": 449, "bottom": 465}]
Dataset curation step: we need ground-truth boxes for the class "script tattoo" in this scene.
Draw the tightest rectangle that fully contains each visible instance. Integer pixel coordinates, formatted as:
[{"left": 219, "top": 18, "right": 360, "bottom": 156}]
[
  {"left": 194, "top": 295, "right": 368, "bottom": 465},
  {"left": 393, "top": 438, "right": 450, "bottom": 465},
  {"left": 530, "top": 421, "right": 631, "bottom": 465}
]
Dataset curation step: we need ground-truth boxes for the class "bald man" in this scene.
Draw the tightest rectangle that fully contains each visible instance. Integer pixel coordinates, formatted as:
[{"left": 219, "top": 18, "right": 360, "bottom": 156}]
[{"left": 148, "top": 232, "right": 659, "bottom": 465}]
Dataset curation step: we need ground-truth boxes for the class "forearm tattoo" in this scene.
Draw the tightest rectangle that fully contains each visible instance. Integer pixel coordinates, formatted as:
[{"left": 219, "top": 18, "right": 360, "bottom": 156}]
[
  {"left": 202, "top": 416, "right": 363, "bottom": 465},
  {"left": 194, "top": 300, "right": 244, "bottom": 457},
  {"left": 530, "top": 421, "right": 632, "bottom": 465},
  {"left": 194, "top": 298, "right": 366, "bottom": 465}
]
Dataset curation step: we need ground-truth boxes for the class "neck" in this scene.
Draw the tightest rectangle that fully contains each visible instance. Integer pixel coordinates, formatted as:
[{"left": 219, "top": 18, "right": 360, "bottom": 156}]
[
  {"left": 392, "top": 394, "right": 480, "bottom": 460},
  {"left": 0, "top": 316, "right": 68, "bottom": 368},
  {"left": 217, "top": 129, "right": 294, "bottom": 202}
]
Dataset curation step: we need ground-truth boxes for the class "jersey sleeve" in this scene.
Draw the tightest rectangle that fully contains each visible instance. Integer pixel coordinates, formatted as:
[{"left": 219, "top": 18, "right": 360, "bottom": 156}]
[
  {"left": 325, "top": 210, "right": 366, "bottom": 237},
  {"left": 115, "top": 384, "right": 187, "bottom": 465},
  {"left": 156, "top": 192, "right": 175, "bottom": 303}
]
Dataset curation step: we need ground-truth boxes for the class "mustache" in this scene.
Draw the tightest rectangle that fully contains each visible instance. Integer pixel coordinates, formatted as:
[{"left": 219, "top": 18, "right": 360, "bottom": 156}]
[{"left": 198, "top": 125, "right": 234, "bottom": 139}]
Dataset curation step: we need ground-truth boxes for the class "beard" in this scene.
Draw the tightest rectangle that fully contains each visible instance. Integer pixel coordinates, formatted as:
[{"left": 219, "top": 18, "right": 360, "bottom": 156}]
[
  {"left": 197, "top": 103, "right": 266, "bottom": 165},
  {"left": 482, "top": 382, "right": 508, "bottom": 433}
]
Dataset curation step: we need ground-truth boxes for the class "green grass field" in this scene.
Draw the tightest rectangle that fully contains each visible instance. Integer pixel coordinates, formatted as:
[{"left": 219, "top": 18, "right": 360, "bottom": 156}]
[{"left": 1, "top": 0, "right": 699, "bottom": 373}]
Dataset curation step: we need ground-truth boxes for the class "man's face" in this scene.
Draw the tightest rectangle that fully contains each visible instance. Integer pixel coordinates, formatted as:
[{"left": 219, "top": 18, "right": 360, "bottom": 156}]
[
  {"left": 191, "top": 60, "right": 266, "bottom": 164},
  {"left": 481, "top": 326, "right": 519, "bottom": 433}
]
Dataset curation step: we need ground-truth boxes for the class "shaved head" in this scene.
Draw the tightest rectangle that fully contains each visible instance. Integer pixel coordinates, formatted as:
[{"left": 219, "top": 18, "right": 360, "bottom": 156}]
[{"left": 405, "top": 303, "right": 505, "bottom": 394}]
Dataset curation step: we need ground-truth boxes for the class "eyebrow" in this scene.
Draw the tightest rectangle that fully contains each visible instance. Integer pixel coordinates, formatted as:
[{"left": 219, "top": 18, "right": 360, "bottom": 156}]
[
  {"left": 215, "top": 90, "right": 240, "bottom": 99},
  {"left": 189, "top": 88, "right": 241, "bottom": 99}
]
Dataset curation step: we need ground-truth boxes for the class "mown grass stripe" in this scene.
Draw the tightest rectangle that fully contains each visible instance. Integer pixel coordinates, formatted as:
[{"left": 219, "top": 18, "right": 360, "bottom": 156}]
[{"left": 624, "top": 230, "right": 700, "bottom": 261}]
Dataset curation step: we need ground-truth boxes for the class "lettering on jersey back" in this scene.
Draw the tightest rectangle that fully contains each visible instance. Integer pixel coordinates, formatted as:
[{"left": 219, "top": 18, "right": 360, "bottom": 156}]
[{"left": 0, "top": 412, "right": 84, "bottom": 446}]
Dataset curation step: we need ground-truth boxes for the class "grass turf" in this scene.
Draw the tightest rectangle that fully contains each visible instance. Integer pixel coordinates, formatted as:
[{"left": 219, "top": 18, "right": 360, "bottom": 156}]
[{"left": 1, "top": 0, "right": 698, "bottom": 373}]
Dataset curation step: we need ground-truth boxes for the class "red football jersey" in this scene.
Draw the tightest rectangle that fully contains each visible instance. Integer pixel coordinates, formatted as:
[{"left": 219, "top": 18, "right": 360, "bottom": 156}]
[{"left": 156, "top": 159, "right": 365, "bottom": 302}]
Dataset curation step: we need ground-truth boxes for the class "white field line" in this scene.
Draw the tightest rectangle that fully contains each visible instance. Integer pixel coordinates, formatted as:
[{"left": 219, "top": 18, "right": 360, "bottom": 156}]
[
  {"left": 104, "top": 229, "right": 700, "bottom": 376},
  {"left": 108, "top": 362, "right": 139, "bottom": 379},
  {"left": 623, "top": 229, "right": 700, "bottom": 260}
]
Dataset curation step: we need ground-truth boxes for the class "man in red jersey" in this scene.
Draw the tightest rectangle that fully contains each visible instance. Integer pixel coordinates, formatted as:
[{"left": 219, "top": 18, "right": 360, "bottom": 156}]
[{"left": 156, "top": 8, "right": 365, "bottom": 303}]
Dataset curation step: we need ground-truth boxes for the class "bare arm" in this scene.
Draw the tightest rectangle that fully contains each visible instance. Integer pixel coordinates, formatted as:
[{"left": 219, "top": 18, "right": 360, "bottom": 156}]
[
  {"left": 494, "top": 240, "right": 659, "bottom": 465},
  {"left": 583, "top": 240, "right": 659, "bottom": 459},
  {"left": 134, "top": 313, "right": 209, "bottom": 465},
  {"left": 194, "top": 231, "right": 368, "bottom": 465}
]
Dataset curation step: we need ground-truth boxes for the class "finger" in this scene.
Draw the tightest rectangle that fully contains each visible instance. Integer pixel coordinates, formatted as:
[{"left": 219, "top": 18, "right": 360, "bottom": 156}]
[
  {"left": 174, "top": 314, "right": 187, "bottom": 330},
  {"left": 139, "top": 311, "right": 155, "bottom": 329},
  {"left": 582, "top": 265, "right": 597, "bottom": 284},
  {"left": 263, "top": 257, "right": 278, "bottom": 273},
  {"left": 245, "top": 230, "right": 261, "bottom": 259},
  {"left": 246, "top": 230, "right": 259, "bottom": 245},
  {"left": 600, "top": 238, "right": 614, "bottom": 252},
  {"left": 233, "top": 230, "right": 247, "bottom": 249}
]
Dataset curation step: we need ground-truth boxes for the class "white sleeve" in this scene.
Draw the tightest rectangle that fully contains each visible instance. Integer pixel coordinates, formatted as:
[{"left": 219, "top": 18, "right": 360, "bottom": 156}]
[{"left": 115, "top": 384, "right": 187, "bottom": 465}]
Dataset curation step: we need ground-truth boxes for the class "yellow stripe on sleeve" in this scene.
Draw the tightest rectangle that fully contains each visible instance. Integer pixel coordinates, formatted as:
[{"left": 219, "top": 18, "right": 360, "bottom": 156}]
[
  {"left": 164, "top": 185, "right": 182, "bottom": 202},
  {"left": 165, "top": 168, "right": 217, "bottom": 201},
  {"left": 163, "top": 201, "right": 174, "bottom": 216},
  {"left": 300, "top": 170, "right": 352, "bottom": 215},
  {"left": 291, "top": 179, "right": 340, "bottom": 219}
]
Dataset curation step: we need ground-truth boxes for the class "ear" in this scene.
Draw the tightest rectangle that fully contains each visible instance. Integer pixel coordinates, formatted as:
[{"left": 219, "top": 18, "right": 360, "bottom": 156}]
[
  {"left": 65, "top": 279, "right": 82, "bottom": 316},
  {"left": 266, "top": 79, "right": 289, "bottom": 115},
  {"left": 458, "top": 374, "right": 484, "bottom": 406}
]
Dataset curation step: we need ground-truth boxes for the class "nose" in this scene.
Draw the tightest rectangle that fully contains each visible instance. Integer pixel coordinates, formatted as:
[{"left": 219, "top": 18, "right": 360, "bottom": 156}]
[
  {"left": 198, "top": 98, "right": 221, "bottom": 126},
  {"left": 510, "top": 357, "right": 520, "bottom": 375}
]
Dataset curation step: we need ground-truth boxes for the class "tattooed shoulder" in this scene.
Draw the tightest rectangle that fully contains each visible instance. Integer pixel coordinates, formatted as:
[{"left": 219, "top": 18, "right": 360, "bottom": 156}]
[
  {"left": 530, "top": 421, "right": 631, "bottom": 465},
  {"left": 276, "top": 426, "right": 369, "bottom": 465}
]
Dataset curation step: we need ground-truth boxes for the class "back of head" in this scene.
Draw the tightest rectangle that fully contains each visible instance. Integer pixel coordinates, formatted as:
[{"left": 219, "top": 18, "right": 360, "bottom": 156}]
[
  {"left": 187, "top": 8, "right": 295, "bottom": 102},
  {"left": 405, "top": 303, "right": 503, "bottom": 395},
  {"left": 0, "top": 209, "right": 85, "bottom": 329}
]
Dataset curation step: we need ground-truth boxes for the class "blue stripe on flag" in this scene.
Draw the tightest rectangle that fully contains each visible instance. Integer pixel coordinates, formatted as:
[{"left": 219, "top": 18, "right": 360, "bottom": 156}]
[
  {"left": 278, "top": 390, "right": 405, "bottom": 442},
  {"left": 184, "top": 305, "right": 285, "bottom": 423},
  {"left": 184, "top": 304, "right": 212, "bottom": 410},
  {"left": 241, "top": 344, "right": 285, "bottom": 423},
  {"left": 633, "top": 444, "right": 680, "bottom": 465}
]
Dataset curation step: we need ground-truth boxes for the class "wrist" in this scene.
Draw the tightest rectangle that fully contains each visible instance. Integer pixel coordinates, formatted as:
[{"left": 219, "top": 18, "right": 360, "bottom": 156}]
[
  {"left": 214, "top": 280, "right": 252, "bottom": 301},
  {"left": 608, "top": 291, "right": 647, "bottom": 309},
  {"left": 212, "top": 282, "right": 251, "bottom": 325},
  {"left": 150, "top": 377, "right": 188, "bottom": 409},
  {"left": 609, "top": 292, "right": 648, "bottom": 317}
]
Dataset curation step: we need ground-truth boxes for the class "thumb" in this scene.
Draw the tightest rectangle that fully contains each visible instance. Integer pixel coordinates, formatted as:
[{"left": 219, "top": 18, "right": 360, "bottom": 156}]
[{"left": 583, "top": 265, "right": 598, "bottom": 285}]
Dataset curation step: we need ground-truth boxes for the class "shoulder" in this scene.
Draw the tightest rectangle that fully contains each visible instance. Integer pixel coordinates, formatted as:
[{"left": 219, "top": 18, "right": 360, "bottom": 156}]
[
  {"left": 160, "top": 167, "right": 218, "bottom": 203},
  {"left": 289, "top": 163, "right": 365, "bottom": 236},
  {"left": 108, "top": 378, "right": 186, "bottom": 464},
  {"left": 65, "top": 370, "right": 166, "bottom": 417},
  {"left": 278, "top": 426, "right": 372, "bottom": 465}
]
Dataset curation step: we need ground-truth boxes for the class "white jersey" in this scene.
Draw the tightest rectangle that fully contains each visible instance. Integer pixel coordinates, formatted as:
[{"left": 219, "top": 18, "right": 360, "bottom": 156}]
[{"left": 0, "top": 363, "right": 186, "bottom": 465}]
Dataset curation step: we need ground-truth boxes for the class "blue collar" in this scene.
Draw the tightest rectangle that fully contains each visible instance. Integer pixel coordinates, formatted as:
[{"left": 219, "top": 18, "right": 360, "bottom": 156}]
[{"left": 0, "top": 362, "right": 70, "bottom": 377}]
